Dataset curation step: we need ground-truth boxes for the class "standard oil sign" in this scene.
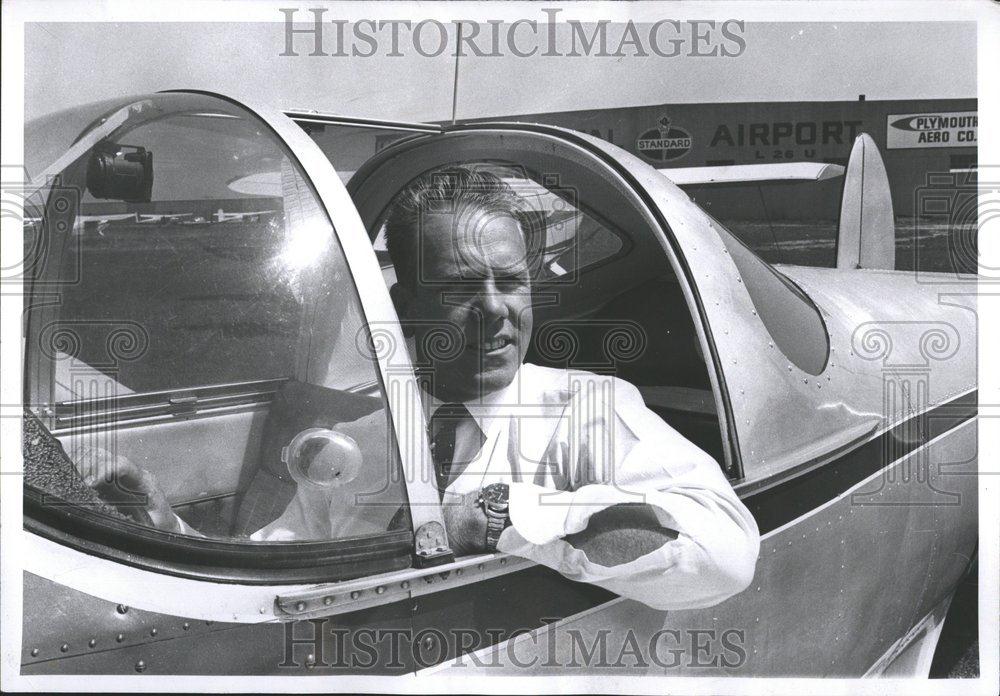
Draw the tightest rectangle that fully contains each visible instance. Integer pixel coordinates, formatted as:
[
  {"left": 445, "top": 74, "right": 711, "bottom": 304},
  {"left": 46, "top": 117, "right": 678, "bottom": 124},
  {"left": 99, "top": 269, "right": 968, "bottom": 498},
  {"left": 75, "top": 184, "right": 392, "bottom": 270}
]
[
  {"left": 637, "top": 115, "right": 693, "bottom": 161},
  {"left": 886, "top": 111, "right": 977, "bottom": 149}
]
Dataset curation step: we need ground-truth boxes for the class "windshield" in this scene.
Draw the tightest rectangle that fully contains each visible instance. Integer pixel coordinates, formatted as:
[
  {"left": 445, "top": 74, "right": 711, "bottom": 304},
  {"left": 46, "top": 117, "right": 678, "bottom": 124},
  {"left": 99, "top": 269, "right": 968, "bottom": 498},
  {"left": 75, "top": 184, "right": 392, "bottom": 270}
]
[
  {"left": 706, "top": 213, "right": 829, "bottom": 376},
  {"left": 22, "top": 93, "right": 411, "bottom": 572}
]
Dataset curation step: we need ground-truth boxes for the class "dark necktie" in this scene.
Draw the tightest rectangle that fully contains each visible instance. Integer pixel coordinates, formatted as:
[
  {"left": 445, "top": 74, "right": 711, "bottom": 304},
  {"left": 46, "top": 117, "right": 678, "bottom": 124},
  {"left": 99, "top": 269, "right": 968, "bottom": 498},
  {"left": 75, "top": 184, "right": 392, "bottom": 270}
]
[{"left": 428, "top": 403, "right": 485, "bottom": 496}]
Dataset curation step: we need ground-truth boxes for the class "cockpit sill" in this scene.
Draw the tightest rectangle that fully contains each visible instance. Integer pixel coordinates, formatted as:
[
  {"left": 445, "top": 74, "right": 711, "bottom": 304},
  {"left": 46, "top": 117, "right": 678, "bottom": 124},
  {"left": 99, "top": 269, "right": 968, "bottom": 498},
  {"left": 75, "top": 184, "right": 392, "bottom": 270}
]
[{"left": 275, "top": 551, "right": 533, "bottom": 621}]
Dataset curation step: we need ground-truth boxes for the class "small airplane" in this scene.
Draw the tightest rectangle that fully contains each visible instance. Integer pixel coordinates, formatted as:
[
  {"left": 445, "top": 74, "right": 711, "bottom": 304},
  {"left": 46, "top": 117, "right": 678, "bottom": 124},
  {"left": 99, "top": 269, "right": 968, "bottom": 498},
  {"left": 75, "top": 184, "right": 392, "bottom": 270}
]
[{"left": 17, "top": 90, "right": 976, "bottom": 678}]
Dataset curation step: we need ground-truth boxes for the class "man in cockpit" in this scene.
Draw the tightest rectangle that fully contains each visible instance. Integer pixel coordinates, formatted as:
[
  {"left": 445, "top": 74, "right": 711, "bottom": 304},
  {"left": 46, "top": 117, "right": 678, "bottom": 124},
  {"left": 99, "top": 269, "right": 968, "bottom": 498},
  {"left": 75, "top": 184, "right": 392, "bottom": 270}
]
[{"left": 87, "top": 167, "right": 759, "bottom": 610}]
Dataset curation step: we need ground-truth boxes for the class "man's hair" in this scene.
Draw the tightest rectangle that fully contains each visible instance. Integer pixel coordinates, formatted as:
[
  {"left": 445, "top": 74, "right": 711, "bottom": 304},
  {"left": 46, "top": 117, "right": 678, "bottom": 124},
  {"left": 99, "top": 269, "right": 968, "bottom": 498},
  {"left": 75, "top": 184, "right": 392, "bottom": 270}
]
[{"left": 383, "top": 166, "right": 526, "bottom": 285}]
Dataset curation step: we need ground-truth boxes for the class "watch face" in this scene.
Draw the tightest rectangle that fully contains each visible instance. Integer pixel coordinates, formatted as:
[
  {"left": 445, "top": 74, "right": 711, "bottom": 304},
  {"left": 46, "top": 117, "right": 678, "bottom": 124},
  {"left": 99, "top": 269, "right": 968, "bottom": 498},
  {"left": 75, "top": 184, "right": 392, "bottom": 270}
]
[{"left": 482, "top": 483, "right": 509, "bottom": 509}]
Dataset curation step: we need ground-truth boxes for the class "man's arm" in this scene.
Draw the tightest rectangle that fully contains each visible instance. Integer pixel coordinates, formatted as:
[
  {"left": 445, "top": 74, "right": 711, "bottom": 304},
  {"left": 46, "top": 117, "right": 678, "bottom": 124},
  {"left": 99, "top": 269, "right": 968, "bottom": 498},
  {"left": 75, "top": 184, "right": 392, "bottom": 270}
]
[
  {"left": 441, "top": 496, "right": 680, "bottom": 563},
  {"left": 497, "top": 473, "right": 758, "bottom": 611},
  {"left": 496, "top": 376, "right": 760, "bottom": 611}
]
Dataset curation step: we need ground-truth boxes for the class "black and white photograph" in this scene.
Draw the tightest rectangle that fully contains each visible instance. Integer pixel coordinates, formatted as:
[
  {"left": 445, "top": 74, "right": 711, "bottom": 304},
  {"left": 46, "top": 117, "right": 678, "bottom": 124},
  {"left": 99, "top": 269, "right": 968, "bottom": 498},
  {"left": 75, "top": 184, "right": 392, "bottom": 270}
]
[{"left": 0, "top": 1, "right": 996, "bottom": 692}]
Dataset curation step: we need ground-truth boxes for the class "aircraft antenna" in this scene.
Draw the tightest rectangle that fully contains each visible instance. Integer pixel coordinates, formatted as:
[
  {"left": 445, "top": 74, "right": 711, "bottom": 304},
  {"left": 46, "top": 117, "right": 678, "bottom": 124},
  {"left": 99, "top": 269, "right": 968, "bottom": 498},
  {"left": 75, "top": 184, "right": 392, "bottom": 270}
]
[
  {"left": 756, "top": 184, "right": 781, "bottom": 263},
  {"left": 451, "top": 21, "right": 462, "bottom": 124}
]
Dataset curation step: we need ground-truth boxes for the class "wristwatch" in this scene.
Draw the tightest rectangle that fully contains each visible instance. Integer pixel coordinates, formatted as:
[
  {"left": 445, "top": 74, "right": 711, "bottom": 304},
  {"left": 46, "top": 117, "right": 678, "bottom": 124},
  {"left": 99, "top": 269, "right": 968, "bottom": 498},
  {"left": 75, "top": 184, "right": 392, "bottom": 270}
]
[{"left": 478, "top": 483, "right": 511, "bottom": 552}]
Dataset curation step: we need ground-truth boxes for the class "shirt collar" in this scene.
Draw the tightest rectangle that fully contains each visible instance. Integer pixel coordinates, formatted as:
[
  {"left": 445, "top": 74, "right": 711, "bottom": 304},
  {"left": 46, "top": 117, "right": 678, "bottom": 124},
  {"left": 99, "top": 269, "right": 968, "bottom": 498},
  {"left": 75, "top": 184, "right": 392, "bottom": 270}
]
[{"left": 421, "top": 365, "right": 522, "bottom": 433}]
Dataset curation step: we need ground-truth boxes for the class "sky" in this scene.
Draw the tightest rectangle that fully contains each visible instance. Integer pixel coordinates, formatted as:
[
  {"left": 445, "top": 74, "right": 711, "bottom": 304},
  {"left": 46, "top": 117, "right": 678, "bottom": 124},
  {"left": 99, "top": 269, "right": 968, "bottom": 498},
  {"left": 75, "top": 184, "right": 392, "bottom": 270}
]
[{"left": 24, "top": 18, "right": 976, "bottom": 123}]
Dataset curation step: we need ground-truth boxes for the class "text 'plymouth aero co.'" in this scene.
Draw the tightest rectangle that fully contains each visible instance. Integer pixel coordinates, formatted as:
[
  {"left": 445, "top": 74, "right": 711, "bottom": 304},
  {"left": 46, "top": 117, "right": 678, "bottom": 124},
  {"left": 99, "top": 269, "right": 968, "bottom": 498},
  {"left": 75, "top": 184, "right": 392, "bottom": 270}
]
[{"left": 18, "top": 90, "right": 976, "bottom": 677}]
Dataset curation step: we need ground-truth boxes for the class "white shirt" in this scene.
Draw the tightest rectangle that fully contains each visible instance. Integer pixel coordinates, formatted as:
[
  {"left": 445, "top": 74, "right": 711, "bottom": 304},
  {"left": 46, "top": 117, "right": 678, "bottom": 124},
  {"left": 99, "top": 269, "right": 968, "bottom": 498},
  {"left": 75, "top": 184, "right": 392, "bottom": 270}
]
[{"left": 425, "top": 363, "right": 760, "bottom": 611}]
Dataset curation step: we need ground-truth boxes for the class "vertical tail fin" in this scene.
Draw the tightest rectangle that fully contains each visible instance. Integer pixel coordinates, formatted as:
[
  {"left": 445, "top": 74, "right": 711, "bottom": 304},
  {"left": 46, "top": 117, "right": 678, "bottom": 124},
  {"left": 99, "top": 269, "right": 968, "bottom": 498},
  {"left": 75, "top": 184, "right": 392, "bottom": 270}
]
[{"left": 836, "top": 133, "right": 895, "bottom": 270}]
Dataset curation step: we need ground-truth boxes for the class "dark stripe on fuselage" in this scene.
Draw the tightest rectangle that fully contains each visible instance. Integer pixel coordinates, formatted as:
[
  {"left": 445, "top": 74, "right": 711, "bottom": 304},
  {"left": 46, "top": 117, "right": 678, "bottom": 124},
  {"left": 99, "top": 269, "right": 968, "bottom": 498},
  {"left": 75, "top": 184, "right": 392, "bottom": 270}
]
[{"left": 744, "top": 389, "right": 977, "bottom": 534}]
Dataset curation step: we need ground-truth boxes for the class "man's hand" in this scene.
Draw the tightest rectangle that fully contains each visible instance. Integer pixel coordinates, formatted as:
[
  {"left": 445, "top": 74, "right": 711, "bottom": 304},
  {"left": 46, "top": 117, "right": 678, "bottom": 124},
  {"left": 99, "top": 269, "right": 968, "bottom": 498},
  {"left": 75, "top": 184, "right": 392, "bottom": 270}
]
[
  {"left": 79, "top": 447, "right": 183, "bottom": 533},
  {"left": 441, "top": 490, "right": 487, "bottom": 556}
]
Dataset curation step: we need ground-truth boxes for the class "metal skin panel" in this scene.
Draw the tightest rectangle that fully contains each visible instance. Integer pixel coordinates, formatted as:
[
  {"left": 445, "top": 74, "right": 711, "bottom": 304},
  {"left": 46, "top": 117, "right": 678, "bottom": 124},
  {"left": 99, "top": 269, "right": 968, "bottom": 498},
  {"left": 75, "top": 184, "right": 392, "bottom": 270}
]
[
  {"left": 749, "top": 264, "right": 977, "bottom": 490},
  {"left": 406, "top": 565, "right": 613, "bottom": 669},
  {"left": 21, "top": 565, "right": 610, "bottom": 675},
  {"left": 21, "top": 572, "right": 417, "bottom": 675},
  {"left": 428, "top": 417, "right": 977, "bottom": 677}
]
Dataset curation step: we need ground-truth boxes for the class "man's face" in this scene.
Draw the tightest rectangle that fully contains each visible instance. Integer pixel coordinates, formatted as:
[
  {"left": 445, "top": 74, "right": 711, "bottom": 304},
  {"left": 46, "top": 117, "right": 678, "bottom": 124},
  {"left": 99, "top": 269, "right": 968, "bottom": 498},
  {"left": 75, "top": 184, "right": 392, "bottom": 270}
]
[{"left": 392, "top": 207, "right": 533, "bottom": 403}]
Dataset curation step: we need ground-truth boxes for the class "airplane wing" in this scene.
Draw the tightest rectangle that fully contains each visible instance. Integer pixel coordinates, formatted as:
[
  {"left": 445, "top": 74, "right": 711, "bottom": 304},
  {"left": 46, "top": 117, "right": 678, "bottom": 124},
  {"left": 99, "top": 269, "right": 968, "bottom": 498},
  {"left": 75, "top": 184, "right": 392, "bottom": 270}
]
[{"left": 658, "top": 161, "right": 845, "bottom": 186}]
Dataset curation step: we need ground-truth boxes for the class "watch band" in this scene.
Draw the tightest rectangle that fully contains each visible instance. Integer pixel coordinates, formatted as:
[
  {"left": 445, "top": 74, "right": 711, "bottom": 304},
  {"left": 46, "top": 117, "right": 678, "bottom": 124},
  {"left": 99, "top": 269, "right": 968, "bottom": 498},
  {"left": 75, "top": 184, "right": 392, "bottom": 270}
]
[
  {"left": 485, "top": 512, "right": 508, "bottom": 551},
  {"left": 480, "top": 483, "right": 511, "bottom": 552}
]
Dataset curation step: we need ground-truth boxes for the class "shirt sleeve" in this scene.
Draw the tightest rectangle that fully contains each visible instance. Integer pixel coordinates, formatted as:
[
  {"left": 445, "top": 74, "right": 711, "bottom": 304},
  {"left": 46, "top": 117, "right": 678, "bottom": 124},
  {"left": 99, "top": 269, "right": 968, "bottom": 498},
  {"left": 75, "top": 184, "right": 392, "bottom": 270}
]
[{"left": 496, "top": 375, "right": 760, "bottom": 611}]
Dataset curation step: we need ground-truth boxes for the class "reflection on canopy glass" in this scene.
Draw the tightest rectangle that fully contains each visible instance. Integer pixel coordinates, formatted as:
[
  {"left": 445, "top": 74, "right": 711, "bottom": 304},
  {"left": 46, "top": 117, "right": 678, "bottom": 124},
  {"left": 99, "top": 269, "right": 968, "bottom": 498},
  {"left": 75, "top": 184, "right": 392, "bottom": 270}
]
[{"left": 23, "top": 93, "right": 410, "bottom": 553}]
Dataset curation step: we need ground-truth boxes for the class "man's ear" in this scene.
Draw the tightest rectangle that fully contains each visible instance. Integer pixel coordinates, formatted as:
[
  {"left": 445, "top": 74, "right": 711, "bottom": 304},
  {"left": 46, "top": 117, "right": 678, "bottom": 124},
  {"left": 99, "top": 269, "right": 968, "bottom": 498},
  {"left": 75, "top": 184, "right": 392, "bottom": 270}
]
[{"left": 389, "top": 282, "right": 415, "bottom": 338}]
